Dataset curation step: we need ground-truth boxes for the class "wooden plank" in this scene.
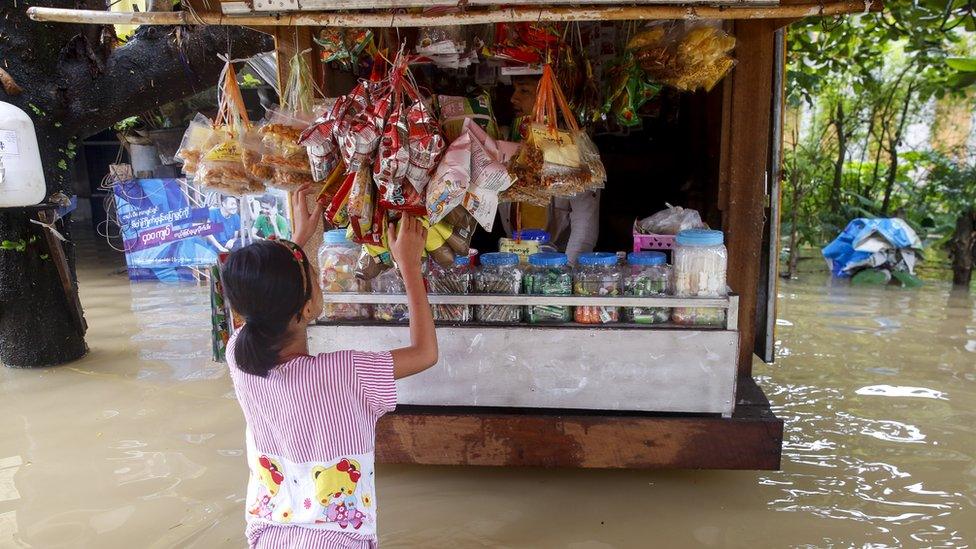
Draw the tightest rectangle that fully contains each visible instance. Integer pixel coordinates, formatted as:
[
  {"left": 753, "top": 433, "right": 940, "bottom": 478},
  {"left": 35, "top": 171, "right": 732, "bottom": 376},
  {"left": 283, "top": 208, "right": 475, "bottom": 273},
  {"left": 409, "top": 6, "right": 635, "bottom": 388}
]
[
  {"left": 226, "top": 0, "right": 779, "bottom": 12},
  {"left": 28, "top": 2, "right": 884, "bottom": 27},
  {"left": 375, "top": 378, "right": 783, "bottom": 469},
  {"left": 721, "top": 20, "right": 778, "bottom": 377}
]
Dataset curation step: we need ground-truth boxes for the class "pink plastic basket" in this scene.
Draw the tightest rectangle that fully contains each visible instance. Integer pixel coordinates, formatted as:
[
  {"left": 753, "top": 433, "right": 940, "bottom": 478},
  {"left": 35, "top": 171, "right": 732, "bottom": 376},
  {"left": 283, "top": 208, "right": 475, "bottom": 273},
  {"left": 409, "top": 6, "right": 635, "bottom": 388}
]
[{"left": 633, "top": 231, "right": 675, "bottom": 253}]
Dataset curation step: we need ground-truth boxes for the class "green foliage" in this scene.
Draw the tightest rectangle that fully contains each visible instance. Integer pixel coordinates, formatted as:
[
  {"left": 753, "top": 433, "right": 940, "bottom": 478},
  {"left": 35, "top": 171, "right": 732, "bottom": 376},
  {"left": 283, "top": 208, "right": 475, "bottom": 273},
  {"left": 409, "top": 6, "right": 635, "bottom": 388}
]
[
  {"left": 113, "top": 116, "right": 140, "bottom": 132},
  {"left": 782, "top": 0, "right": 975, "bottom": 262},
  {"left": 239, "top": 73, "right": 263, "bottom": 89},
  {"left": 0, "top": 240, "right": 27, "bottom": 252}
]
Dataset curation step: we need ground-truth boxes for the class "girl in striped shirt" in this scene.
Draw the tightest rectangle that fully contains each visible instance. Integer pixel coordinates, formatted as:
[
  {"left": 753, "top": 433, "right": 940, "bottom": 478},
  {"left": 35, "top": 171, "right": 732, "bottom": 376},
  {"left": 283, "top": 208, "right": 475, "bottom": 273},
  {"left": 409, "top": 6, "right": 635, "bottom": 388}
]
[{"left": 221, "top": 215, "right": 438, "bottom": 548}]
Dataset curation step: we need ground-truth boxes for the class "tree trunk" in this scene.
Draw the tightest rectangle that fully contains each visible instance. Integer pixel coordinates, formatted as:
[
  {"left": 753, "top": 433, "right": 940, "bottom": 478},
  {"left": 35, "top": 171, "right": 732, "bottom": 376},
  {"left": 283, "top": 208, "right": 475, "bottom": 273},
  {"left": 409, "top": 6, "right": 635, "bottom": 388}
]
[
  {"left": 950, "top": 208, "right": 975, "bottom": 288},
  {"left": 786, "top": 182, "right": 801, "bottom": 278},
  {"left": 0, "top": 210, "right": 87, "bottom": 367},
  {"left": 0, "top": 3, "right": 272, "bottom": 367},
  {"left": 881, "top": 139, "right": 898, "bottom": 216},
  {"left": 829, "top": 101, "right": 846, "bottom": 209},
  {"left": 880, "top": 82, "right": 915, "bottom": 217}
]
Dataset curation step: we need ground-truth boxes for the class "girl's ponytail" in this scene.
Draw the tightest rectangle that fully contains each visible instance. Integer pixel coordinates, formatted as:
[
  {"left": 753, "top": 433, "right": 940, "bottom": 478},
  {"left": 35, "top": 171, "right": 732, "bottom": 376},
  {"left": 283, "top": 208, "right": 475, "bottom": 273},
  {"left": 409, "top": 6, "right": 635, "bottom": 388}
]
[
  {"left": 233, "top": 320, "right": 289, "bottom": 377},
  {"left": 221, "top": 240, "right": 311, "bottom": 377}
]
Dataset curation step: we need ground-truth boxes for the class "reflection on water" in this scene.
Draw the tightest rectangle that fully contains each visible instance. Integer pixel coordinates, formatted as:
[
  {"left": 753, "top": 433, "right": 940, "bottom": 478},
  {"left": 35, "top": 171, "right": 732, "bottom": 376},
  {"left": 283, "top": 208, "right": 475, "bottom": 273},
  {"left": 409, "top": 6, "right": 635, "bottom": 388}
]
[{"left": 0, "top": 236, "right": 974, "bottom": 547}]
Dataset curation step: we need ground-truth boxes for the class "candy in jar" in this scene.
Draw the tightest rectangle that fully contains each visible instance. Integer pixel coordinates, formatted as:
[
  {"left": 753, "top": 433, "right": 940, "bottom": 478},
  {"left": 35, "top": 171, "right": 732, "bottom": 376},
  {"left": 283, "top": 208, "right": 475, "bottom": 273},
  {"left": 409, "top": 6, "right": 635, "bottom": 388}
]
[
  {"left": 524, "top": 252, "right": 573, "bottom": 323},
  {"left": 672, "top": 229, "right": 727, "bottom": 326},
  {"left": 371, "top": 267, "right": 410, "bottom": 322},
  {"left": 318, "top": 229, "right": 370, "bottom": 320},
  {"left": 574, "top": 252, "right": 622, "bottom": 324},
  {"left": 625, "top": 251, "right": 671, "bottom": 324},
  {"left": 429, "top": 255, "right": 473, "bottom": 323},
  {"left": 475, "top": 252, "right": 523, "bottom": 323}
]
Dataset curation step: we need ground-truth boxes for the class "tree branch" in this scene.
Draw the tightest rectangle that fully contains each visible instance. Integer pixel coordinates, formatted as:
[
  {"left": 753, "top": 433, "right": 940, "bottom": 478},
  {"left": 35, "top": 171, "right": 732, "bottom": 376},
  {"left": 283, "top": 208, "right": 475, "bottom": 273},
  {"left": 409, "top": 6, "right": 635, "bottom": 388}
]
[{"left": 57, "top": 25, "right": 273, "bottom": 138}]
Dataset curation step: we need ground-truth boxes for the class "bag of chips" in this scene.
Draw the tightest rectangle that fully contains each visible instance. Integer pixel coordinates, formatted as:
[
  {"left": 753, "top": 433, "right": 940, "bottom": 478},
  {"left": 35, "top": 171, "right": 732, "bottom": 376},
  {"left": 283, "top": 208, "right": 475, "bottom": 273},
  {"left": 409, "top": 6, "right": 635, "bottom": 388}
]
[
  {"left": 175, "top": 113, "right": 218, "bottom": 176},
  {"left": 631, "top": 22, "right": 736, "bottom": 92}
]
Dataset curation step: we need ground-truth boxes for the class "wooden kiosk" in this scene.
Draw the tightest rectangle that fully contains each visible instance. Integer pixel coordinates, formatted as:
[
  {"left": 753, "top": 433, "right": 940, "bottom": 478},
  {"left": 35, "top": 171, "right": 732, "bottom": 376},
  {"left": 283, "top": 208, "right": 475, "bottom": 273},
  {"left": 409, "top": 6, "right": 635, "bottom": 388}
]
[{"left": 30, "top": 0, "right": 877, "bottom": 469}]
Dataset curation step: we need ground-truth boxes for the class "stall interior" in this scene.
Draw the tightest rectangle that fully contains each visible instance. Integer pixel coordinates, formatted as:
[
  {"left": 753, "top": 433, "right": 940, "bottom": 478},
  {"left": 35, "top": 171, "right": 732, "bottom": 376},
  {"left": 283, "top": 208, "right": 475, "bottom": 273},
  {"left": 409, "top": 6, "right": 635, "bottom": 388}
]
[{"left": 187, "top": 20, "right": 741, "bottom": 340}]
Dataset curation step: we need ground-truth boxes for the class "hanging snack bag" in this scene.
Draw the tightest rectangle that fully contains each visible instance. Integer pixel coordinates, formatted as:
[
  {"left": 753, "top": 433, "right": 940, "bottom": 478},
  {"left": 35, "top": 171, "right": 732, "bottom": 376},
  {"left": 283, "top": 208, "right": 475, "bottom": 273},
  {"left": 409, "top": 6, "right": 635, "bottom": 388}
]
[
  {"left": 197, "top": 60, "right": 264, "bottom": 195},
  {"left": 436, "top": 93, "right": 499, "bottom": 143},
  {"left": 632, "top": 22, "right": 736, "bottom": 92},
  {"left": 325, "top": 172, "right": 355, "bottom": 227},
  {"left": 261, "top": 52, "right": 318, "bottom": 191},
  {"left": 175, "top": 113, "right": 218, "bottom": 176}
]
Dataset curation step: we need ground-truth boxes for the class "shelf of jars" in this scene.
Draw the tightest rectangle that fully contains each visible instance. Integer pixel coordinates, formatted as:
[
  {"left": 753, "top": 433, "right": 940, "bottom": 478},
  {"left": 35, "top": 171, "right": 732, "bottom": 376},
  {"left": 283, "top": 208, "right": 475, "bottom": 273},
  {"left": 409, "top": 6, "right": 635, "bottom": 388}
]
[{"left": 308, "top": 292, "right": 740, "bottom": 416}]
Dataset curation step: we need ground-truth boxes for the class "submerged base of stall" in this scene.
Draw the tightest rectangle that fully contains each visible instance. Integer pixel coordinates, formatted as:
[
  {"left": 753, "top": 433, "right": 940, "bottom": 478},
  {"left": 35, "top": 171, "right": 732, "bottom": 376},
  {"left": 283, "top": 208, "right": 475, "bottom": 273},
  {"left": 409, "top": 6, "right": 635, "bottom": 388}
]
[{"left": 375, "top": 377, "right": 782, "bottom": 470}]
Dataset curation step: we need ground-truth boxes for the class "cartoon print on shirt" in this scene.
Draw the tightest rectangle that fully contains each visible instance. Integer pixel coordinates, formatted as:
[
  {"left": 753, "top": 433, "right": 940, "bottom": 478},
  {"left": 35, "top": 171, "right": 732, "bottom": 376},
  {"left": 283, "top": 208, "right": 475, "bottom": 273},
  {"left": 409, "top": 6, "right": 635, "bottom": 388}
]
[
  {"left": 312, "top": 458, "right": 368, "bottom": 529},
  {"left": 249, "top": 454, "right": 284, "bottom": 519}
]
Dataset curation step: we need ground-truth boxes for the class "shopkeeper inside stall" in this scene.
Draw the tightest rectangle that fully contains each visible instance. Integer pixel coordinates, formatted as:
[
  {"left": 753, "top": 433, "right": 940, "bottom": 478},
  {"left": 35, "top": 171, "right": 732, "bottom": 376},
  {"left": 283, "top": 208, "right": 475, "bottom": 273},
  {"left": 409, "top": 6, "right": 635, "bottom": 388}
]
[{"left": 491, "top": 74, "right": 601, "bottom": 263}]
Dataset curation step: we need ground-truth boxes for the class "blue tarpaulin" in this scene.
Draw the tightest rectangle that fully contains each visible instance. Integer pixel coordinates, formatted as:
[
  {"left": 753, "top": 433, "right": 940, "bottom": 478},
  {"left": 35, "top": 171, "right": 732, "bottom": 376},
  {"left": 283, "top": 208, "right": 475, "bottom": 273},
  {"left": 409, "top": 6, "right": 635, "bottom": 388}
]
[{"left": 822, "top": 218, "right": 922, "bottom": 278}]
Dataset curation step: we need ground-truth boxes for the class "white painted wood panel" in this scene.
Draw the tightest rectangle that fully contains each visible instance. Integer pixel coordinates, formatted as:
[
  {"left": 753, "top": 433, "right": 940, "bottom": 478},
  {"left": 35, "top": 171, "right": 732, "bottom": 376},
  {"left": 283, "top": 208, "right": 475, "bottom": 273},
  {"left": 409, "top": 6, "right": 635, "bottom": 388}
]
[{"left": 308, "top": 325, "right": 738, "bottom": 416}]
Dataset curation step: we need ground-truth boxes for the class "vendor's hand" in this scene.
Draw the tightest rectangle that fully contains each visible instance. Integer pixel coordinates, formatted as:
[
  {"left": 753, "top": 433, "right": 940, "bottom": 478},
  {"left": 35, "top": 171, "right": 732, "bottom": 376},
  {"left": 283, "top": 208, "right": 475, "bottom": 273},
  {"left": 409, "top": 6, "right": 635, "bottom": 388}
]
[
  {"left": 290, "top": 184, "right": 324, "bottom": 248},
  {"left": 388, "top": 216, "right": 427, "bottom": 272}
]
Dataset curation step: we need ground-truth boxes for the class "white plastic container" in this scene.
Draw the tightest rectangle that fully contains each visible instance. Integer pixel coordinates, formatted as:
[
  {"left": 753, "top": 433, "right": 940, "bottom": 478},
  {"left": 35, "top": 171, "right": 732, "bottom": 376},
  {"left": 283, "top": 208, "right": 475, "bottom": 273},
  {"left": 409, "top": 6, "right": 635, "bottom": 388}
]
[{"left": 0, "top": 102, "right": 45, "bottom": 207}]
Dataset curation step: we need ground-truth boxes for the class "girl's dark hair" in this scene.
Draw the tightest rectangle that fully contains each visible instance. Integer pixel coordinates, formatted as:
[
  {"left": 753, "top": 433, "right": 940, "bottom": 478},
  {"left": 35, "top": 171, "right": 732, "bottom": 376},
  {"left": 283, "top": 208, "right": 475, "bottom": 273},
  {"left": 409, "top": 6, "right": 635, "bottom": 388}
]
[{"left": 221, "top": 240, "right": 312, "bottom": 377}]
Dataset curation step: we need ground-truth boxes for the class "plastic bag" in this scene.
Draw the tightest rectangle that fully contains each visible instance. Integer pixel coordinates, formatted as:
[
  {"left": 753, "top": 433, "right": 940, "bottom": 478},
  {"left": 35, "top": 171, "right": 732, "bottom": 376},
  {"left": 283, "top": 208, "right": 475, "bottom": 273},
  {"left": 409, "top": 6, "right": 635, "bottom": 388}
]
[
  {"left": 632, "top": 23, "right": 736, "bottom": 92},
  {"left": 347, "top": 164, "right": 375, "bottom": 240},
  {"left": 505, "top": 64, "right": 602, "bottom": 201},
  {"left": 175, "top": 113, "right": 217, "bottom": 176},
  {"left": 197, "top": 137, "right": 264, "bottom": 195},
  {"left": 316, "top": 161, "right": 347, "bottom": 207},
  {"left": 404, "top": 99, "right": 446, "bottom": 192},
  {"left": 262, "top": 52, "right": 318, "bottom": 190},
  {"left": 602, "top": 51, "right": 661, "bottom": 128},
  {"left": 325, "top": 172, "right": 355, "bottom": 226},
  {"left": 316, "top": 28, "right": 373, "bottom": 71},
  {"left": 196, "top": 60, "right": 264, "bottom": 195},
  {"left": 637, "top": 204, "right": 707, "bottom": 235},
  {"left": 437, "top": 93, "right": 499, "bottom": 143},
  {"left": 426, "top": 118, "right": 517, "bottom": 229}
]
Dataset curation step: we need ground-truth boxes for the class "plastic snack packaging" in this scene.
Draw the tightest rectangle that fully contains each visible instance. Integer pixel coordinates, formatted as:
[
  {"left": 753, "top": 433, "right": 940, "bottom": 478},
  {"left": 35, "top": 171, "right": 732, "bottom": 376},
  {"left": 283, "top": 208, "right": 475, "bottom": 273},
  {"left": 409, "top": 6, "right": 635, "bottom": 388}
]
[
  {"left": 631, "top": 22, "right": 736, "bottom": 92},
  {"left": 175, "top": 113, "right": 218, "bottom": 176},
  {"left": 262, "top": 52, "right": 318, "bottom": 191},
  {"left": 196, "top": 59, "right": 265, "bottom": 195},
  {"left": 636, "top": 204, "right": 707, "bottom": 235},
  {"left": 436, "top": 93, "right": 499, "bottom": 143},
  {"left": 507, "top": 64, "right": 605, "bottom": 200}
]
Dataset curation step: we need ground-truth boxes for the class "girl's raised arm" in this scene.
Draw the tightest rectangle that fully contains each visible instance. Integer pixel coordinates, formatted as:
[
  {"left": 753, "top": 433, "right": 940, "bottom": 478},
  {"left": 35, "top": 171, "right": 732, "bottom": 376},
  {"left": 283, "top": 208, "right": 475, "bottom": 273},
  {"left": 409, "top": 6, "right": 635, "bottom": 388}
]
[{"left": 388, "top": 216, "right": 439, "bottom": 379}]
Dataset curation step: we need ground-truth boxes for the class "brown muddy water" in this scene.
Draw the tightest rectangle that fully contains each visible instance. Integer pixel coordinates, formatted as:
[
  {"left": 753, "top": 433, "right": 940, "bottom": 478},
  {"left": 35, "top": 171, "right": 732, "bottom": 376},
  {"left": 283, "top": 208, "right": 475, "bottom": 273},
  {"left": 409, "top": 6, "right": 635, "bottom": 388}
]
[{"left": 1, "top": 237, "right": 974, "bottom": 548}]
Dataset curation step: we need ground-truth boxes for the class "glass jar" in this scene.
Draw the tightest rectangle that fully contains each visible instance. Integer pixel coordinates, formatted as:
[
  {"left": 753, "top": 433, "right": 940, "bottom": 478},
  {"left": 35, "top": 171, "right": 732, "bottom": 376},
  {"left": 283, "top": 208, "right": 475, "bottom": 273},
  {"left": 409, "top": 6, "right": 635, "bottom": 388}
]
[
  {"left": 318, "top": 229, "right": 370, "bottom": 320},
  {"left": 371, "top": 267, "right": 409, "bottom": 322},
  {"left": 524, "top": 252, "right": 573, "bottom": 323},
  {"left": 475, "top": 252, "right": 523, "bottom": 323},
  {"left": 429, "top": 255, "right": 473, "bottom": 323},
  {"left": 574, "top": 252, "right": 622, "bottom": 324},
  {"left": 672, "top": 229, "right": 727, "bottom": 326},
  {"left": 499, "top": 229, "right": 554, "bottom": 264},
  {"left": 625, "top": 251, "right": 671, "bottom": 324}
]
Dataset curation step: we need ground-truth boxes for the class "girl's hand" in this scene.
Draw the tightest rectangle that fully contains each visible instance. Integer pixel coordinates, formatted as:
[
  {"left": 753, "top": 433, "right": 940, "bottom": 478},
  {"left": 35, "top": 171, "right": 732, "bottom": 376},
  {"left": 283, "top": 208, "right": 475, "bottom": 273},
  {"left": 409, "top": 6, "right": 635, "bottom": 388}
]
[
  {"left": 388, "top": 216, "right": 427, "bottom": 271},
  {"left": 290, "top": 184, "right": 324, "bottom": 248}
]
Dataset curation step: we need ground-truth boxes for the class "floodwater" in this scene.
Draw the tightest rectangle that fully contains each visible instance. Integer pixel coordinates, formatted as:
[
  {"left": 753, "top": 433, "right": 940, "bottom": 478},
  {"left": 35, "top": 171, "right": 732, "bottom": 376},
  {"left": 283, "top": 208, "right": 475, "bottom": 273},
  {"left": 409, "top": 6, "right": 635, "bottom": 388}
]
[{"left": 1, "top": 236, "right": 974, "bottom": 548}]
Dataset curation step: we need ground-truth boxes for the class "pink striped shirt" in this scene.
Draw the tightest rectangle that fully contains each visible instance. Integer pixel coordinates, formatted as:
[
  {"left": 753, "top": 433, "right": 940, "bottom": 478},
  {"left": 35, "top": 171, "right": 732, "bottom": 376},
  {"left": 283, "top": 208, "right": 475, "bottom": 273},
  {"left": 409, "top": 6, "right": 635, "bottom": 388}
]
[{"left": 227, "top": 333, "right": 396, "bottom": 548}]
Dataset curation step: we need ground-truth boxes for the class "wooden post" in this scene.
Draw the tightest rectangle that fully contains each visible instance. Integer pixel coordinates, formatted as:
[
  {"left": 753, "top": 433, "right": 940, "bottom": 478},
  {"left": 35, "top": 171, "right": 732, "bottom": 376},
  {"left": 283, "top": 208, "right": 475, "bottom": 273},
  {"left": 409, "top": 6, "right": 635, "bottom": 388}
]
[{"left": 721, "top": 20, "right": 781, "bottom": 376}]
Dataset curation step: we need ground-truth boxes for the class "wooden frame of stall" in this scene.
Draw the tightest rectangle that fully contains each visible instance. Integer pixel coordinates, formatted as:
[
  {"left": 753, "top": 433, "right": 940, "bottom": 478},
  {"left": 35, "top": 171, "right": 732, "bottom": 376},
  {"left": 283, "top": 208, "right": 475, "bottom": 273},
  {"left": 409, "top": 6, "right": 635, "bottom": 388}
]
[{"left": 29, "top": 0, "right": 879, "bottom": 469}]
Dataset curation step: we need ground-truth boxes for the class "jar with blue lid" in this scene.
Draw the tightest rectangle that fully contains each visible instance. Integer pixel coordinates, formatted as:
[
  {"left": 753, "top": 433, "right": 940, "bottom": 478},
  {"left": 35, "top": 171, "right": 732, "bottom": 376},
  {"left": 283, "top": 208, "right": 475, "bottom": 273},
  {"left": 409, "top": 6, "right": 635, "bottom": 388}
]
[
  {"left": 475, "top": 252, "right": 523, "bottom": 323},
  {"left": 672, "top": 229, "right": 727, "bottom": 326},
  {"left": 429, "top": 255, "right": 473, "bottom": 323},
  {"left": 625, "top": 251, "right": 671, "bottom": 324},
  {"left": 524, "top": 252, "right": 573, "bottom": 323},
  {"left": 574, "top": 252, "right": 622, "bottom": 324},
  {"left": 318, "top": 229, "right": 370, "bottom": 321}
]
